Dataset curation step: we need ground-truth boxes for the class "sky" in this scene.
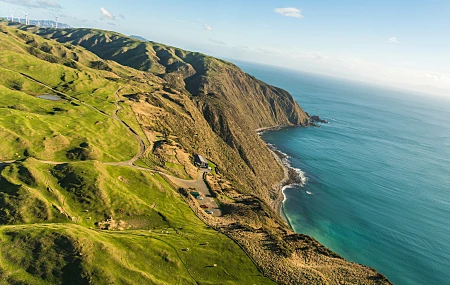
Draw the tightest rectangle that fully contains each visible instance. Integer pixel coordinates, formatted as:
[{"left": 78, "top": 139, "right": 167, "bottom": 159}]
[{"left": 1, "top": 0, "right": 450, "bottom": 95}]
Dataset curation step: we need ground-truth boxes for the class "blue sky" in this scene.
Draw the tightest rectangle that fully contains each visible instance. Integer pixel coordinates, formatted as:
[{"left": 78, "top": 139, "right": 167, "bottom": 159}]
[{"left": 2, "top": 0, "right": 450, "bottom": 94}]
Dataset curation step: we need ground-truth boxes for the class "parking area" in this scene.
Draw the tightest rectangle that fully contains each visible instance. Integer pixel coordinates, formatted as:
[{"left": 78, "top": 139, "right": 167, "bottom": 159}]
[{"left": 164, "top": 169, "right": 222, "bottom": 217}]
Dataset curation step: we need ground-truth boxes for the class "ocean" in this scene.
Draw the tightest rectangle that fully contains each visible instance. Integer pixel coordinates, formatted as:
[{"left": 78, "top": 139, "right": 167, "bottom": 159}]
[{"left": 236, "top": 61, "right": 450, "bottom": 285}]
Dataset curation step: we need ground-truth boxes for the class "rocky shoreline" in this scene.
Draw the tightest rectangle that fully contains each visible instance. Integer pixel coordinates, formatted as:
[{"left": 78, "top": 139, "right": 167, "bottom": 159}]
[
  {"left": 259, "top": 115, "right": 328, "bottom": 219},
  {"left": 257, "top": 125, "right": 307, "bottom": 227}
]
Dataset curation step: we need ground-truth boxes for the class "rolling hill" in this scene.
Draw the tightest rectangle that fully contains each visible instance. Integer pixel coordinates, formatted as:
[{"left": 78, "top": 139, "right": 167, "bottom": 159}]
[{"left": 0, "top": 20, "right": 391, "bottom": 285}]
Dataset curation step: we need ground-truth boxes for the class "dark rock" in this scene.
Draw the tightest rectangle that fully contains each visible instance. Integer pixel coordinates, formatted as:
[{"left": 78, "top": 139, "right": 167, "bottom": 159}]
[{"left": 309, "top": 115, "right": 328, "bottom": 124}]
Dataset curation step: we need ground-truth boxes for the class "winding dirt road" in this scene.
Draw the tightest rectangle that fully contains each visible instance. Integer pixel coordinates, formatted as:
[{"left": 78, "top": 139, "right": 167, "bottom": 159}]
[
  {"left": 1, "top": 71, "right": 221, "bottom": 216},
  {"left": 107, "top": 89, "right": 145, "bottom": 166}
]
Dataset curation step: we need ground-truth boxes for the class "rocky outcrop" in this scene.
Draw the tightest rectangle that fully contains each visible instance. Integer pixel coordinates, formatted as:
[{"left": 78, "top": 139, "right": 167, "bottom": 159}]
[{"left": 310, "top": 115, "right": 329, "bottom": 124}]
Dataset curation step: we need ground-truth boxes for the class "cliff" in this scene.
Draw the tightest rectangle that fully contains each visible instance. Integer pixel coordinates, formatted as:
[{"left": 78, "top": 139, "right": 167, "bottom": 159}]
[{"left": 29, "top": 27, "right": 310, "bottom": 200}]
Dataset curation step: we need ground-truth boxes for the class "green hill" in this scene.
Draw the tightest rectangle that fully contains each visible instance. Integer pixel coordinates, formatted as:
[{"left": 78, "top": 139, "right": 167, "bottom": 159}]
[
  {"left": 27, "top": 24, "right": 310, "bottom": 199},
  {"left": 0, "top": 22, "right": 273, "bottom": 284},
  {"left": 0, "top": 20, "right": 391, "bottom": 285},
  {"left": 0, "top": 159, "right": 272, "bottom": 285}
]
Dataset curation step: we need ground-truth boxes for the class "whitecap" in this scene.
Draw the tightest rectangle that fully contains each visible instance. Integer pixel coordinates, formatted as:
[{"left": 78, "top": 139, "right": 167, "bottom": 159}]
[{"left": 292, "top": 167, "right": 309, "bottom": 186}]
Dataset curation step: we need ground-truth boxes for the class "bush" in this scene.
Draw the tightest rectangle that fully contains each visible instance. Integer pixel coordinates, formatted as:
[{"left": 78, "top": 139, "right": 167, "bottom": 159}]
[
  {"left": 7, "top": 80, "right": 23, "bottom": 91},
  {"left": 89, "top": 61, "right": 112, "bottom": 71}
]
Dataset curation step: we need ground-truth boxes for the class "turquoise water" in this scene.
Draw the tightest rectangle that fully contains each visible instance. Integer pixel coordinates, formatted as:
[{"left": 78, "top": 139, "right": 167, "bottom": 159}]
[{"left": 236, "top": 61, "right": 450, "bottom": 285}]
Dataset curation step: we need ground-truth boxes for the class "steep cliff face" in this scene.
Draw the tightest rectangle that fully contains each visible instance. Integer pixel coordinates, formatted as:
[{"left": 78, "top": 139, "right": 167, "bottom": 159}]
[
  {"left": 30, "top": 27, "right": 309, "bottom": 200},
  {"left": 184, "top": 59, "right": 309, "bottom": 197}
]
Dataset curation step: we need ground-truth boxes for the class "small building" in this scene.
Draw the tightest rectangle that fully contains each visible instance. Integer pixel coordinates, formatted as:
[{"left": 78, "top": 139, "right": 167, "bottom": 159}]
[{"left": 194, "top": 154, "right": 209, "bottom": 168}]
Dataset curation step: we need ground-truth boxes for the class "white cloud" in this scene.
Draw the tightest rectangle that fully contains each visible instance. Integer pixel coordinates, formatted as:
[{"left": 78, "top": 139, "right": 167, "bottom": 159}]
[
  {"left": 204, "top": 23, "right": 213, "bottom": 31},
  {"left": 1, "top": 0, "right": 62, "bottom": 9},
  {"left": 209, "top": 38, "right": 226, "bottom": 45},
  {"left": 274, "top": 7, "right": 303, "bottom": 18},
  {"left": 390, "top": 37, "right": 399, "bottom": 44},
  {"left": 100, "top": 7, "right": 115, "bottom": 20},
  {"left": 426, "top": 73, "right": 450, "bottom": 82}
]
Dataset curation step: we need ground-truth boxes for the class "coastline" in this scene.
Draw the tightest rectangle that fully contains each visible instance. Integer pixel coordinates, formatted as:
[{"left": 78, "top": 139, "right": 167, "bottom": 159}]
[
  {"left": 267, "top": 145, "right": 290, "bottom": 215},
  {"left": 255, "top": 125, "right": 286, "bottom": 135},
  {"left": 268, "top": 146, "right": 294, "bottom": 229},
  {"left": 257, "top": 125, "right": 305, "bottom": 230}
]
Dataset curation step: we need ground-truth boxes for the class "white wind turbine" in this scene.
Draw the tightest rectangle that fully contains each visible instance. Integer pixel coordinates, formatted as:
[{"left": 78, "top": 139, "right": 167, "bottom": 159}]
[
  {"left": 55, "top": 16, "right": 58, "bottom": 28},
  {"left": 17, "top": 13, "right": 21, "bottom": 23},
  {"left": 10, "top": 9, "right": 14, "bottom": 22},
  {"left": 23, "top": 12, "right": 29, "bottom": 25}
]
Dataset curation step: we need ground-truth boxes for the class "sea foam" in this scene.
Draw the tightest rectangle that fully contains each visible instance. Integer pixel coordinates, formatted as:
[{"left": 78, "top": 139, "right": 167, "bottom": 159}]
[{"left": 268, "top": 143, "right": 308, "bottom": 187}]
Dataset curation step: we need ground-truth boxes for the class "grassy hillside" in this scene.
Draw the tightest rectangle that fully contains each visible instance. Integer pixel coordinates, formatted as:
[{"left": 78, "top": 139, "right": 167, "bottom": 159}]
[
  {"left": 0, "top": 23, "right": 152, "bottom": 162},
  {"left": 27, "top": 24, "right": 310, "bottom": 200},
  {"left": 0, "top": 20, "right": 391, "bottom": 285},
  {"left": 0, "top": 160, "right": 273, "bottom": 284},
  {"left": 0, "top": 21, "right": 275, "bottom": 284}
]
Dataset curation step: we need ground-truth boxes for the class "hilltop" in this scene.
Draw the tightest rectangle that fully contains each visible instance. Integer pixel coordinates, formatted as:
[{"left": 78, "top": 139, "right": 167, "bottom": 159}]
[{"left": 0, "top": 20, "right": 391, "bottom": 285}]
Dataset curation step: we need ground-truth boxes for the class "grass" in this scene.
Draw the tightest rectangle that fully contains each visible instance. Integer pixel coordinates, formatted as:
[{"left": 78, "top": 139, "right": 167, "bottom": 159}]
[
  {"left": 0, "top": 224, "right": 275, "bottom": 285},
  {"left": 0, "top": 159, "right": 274, "bottom": 284},
  {"left": 165, "top": 161, "right": 191, "bottom": 180},
  {"left": 0, "top": 85, "right": 138, "bottom": 162},
  {"left": 133, "top": 159, "right": 151, "bottom": 169},
  {"left": 208, "top": 161, "right": 217, "bottom": 175},
  {"left": 0, "top": 25, "right": 151, "bottom": 162},
  {"left": 116, "top": 98, "right": 150, "bottom": 148},
  {"left": 0, "top": 22, "right": 276, "bottom": 284},
  {"left": 134, "top": 153, "right": 161, "bottom": 169}
]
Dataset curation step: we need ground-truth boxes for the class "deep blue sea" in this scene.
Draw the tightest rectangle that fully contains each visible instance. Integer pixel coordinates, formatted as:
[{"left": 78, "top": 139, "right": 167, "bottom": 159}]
[{"left": 236, "top": 61, "right": 450, "bottom": 285}]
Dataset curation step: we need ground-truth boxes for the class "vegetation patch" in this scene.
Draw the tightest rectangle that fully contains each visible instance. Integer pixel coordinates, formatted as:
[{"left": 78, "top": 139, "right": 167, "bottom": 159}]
[
  {"left": 89, "top": 60, "right": 112, "bottom": 71},
  {"left": 51, "top": 163, "right": 102, "bottom": 207},
  {"left": 66, "top": 142, "right": 93, "bottom": 161},
  {"left": 2, "top": 229, "right": 89, "bottom": 285},
  {"left": 165, "top": 162, "right": 191, "bottom": 179}
]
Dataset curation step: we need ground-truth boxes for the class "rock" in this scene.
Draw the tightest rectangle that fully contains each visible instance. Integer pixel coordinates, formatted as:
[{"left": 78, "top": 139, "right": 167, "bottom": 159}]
[{"left": 310, "top": 115, "right": 328, "bottom": 124}]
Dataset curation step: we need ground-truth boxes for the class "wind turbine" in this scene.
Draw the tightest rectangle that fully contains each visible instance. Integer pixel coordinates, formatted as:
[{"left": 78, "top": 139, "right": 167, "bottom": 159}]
[
  {"left": 17, "top": 13, "right": 20, "bottom": 23},
  {"left": 10, "top": 9, "right": 14, "bottom": 22},
  {"left": 23, "top": 12, "right": 29, "bottom": 25},
  {"left": 55, "top": 16, "right": 58, "bottom": 28},
  {"left": 37, "top": 21, "right": 41, "bottom": 27}
]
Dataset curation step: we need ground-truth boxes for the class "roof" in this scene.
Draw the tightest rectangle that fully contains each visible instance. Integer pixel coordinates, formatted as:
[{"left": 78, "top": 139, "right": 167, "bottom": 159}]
[{"left": 194, "top": 154, "right": 208, "bottom": 164}]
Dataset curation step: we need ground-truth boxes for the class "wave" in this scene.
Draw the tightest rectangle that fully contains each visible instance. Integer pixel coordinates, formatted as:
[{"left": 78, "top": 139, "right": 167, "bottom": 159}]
[
  {"left": 266, "top": 142, "right": 309, "bottom": 188},
  {"left": 291, "top": 167, "right": 309, "bottom": 186},
  {"left": 281, "top": 156, "right": 308, "bottom": 187},
  {"left": 267, "top": 143, "right": 291, "bottom": 160},
  {"left": 281, "top": 185, "right": 290, "bottom": 202}
]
